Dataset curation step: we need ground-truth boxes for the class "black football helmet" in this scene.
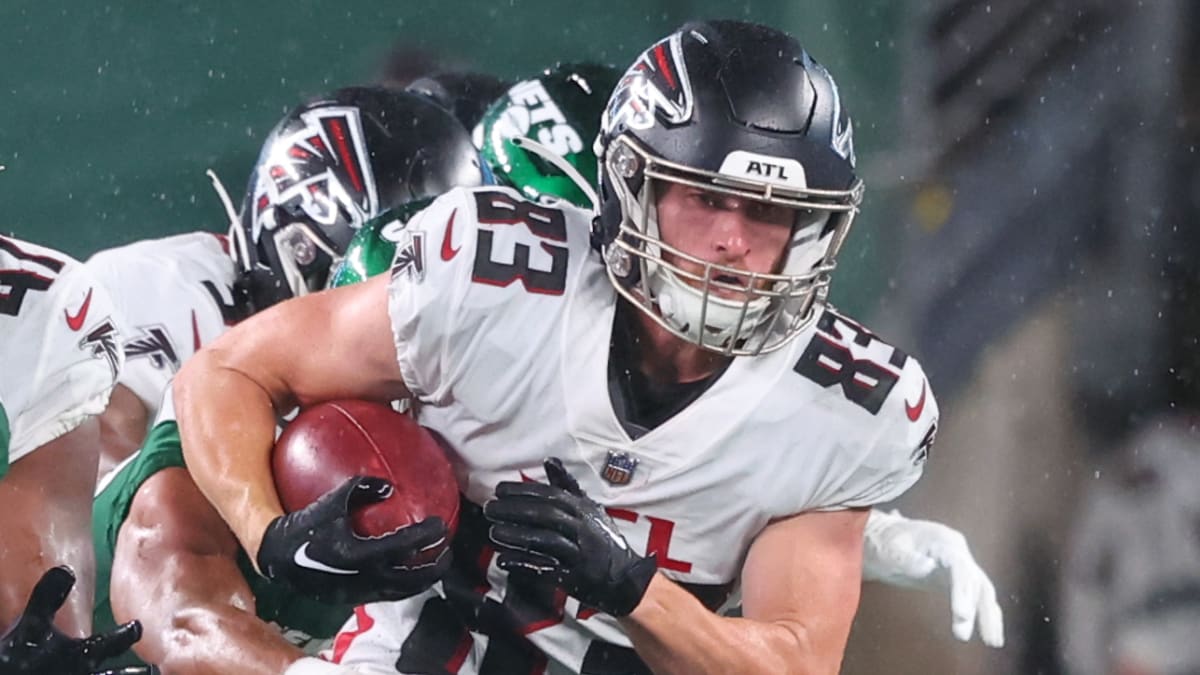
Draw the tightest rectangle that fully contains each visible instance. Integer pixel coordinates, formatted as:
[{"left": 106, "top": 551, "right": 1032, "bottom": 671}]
[
  {"left": 595, "top": 20, "right": 863, "bottom": 355},
  {"left": 405, "top": 71, "right": 512, "bottom": 131},
  {"left": 230, "top": 86, "right": 487, "bottom": 313}
]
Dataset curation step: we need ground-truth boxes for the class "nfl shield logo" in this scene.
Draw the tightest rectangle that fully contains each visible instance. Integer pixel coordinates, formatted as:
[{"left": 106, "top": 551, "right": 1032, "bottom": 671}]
[{"left": 601, "top": 451, "right": 638, "bottom": 486}]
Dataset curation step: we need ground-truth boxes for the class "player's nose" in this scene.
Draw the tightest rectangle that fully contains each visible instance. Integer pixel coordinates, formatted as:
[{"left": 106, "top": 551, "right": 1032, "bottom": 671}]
[{"left": 711, "top": 211, "right": 752, "bottom": 262}]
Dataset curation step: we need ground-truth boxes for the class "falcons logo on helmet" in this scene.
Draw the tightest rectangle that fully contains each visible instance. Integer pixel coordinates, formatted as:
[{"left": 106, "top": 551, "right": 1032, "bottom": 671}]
[
  {"left": 603, "top": 33, "right": 693, "bottom": 133},
  {"left": 250, "top": 106, "right": 379, "bottom": 240}
]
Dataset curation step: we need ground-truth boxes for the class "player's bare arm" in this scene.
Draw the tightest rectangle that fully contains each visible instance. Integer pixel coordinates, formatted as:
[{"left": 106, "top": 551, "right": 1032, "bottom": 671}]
[
  {"left": 175, "top": 273, "right": 407, "bottom": 562},
  {"left": 96, "top": 384, "right": 150, "bottom": 478},
  {"left": 110, "top": 466, "right": 305, "bottom": 675},
  {"left": 0, "top": 417, "right": 102, "bottom": 637},
  {"left": 175, "top": 272, "right": 448, "bottom": 611},
  {"left": 623, "top": 509, "right": 867, "bottom": 675}
]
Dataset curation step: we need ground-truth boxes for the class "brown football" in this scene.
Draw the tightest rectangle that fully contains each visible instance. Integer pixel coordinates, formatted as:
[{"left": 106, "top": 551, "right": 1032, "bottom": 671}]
[{"left": 271, "top": 400, "right": 460, "bottom": 549}]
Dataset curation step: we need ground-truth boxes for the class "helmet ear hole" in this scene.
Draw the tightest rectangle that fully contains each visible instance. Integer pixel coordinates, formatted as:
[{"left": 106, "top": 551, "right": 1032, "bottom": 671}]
[{"left": 276, "top": 224, "right": 319, "bottom": 267}]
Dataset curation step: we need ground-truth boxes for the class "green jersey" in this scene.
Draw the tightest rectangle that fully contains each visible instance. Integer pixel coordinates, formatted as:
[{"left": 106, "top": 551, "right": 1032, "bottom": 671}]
[{"left": 92, "top": 413, "right": 353, "bottom": 665}]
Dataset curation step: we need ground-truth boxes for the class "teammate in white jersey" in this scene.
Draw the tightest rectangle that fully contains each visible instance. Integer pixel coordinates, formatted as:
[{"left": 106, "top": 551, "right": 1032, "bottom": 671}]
[
  {"left": 0, "top": 234, "right": 148, "bottom": 672},
  {"left": 175, "top": 22, "right": 983, "bottom": 673},
  {"left": 89, "top": 87, "right": 492, "bottom": 675},
  {"left": 85, "top": 231, "right": 235, "bottom": 477}
]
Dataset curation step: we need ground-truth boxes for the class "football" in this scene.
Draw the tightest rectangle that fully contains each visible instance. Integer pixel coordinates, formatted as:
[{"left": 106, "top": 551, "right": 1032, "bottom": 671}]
[{"left": 271, "top": 400, "right": 460, "bottom": 545}]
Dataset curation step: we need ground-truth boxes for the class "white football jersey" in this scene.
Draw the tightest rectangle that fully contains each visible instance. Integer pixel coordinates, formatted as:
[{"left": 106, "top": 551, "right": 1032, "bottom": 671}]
[
  {"left": 330, "top": 187, "right": 937, "bottom": 674},
  {"left": 0, "top": 235, "right": 123, "bottom": 475},
  {"left": 85, "top": 232, "right": 238, "bottom": 418}
]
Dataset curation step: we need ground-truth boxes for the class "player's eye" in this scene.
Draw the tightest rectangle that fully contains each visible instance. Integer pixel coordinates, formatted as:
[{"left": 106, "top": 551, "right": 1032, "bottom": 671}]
[{"left": 688, "top": 190, "right": 722, "bottom": 209}]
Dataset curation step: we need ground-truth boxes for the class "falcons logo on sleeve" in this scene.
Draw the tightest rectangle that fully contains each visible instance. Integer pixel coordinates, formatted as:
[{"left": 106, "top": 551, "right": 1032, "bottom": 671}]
[
  {"left": 390, "top": 231, "right": 426, "bottom": 282},
  {"left": 80, "top": 320, "right": 121, "bottom": 381}
]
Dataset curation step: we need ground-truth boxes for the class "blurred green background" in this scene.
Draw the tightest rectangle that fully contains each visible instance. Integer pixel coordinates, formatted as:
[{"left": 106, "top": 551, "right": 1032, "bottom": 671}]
[{"left": 0, "top": 0, "right": 907, "bottom": 315}]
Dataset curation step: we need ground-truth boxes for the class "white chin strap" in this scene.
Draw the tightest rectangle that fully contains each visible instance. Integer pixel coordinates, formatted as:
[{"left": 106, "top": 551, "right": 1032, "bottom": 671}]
[
  {"left": 647, "top": 266, "right": 770, "bottom": 348},
  {"left": 206, "top": 169, "right": 253, "bottom": 272}
]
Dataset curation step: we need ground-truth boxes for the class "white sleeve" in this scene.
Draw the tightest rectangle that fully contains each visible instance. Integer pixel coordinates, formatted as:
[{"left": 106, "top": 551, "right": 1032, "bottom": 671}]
[
  {"left": 386, "top": 191, "right": 474, "bottom": 402},
  {"left": 84, "top": 233, "right": 235, "bottom": 418},
  {"left": 6, "top": 262, "right": 123, "bottom": 463},
  {"left": 387, "top": 187, "right": 560, "bottom": 406},
  {"left": 83, "top": 244, "right": 166, "bottom": 408},
  {"left": 816, "top": 355, "right": 936, "bottom": 510},
  {"left": 387, "top": 186, "right": 585, "bottom": 418}
]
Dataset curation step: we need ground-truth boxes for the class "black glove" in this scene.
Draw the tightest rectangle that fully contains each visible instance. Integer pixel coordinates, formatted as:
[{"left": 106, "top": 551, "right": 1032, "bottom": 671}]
[
  {"left": 257, "top": 475, "right": 452, "bottom": 605},
  {"left": 484, "top": 457, "right": 657, "bottom": 617},
  {"left": 0, "top": 566, "right": 155, "bottom": 675}
]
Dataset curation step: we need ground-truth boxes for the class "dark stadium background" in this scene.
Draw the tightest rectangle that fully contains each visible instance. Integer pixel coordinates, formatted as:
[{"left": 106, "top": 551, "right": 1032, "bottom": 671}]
[{"left": 0, "top": 0, "right": 903, "bottom": 318}]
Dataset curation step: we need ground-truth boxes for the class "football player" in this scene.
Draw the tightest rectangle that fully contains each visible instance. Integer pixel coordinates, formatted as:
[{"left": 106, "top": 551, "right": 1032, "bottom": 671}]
[
  {"left": 88, "top": 87, "right": 488, "bottom": 674},
  {"left": 174, "top": 20, "right": 981, "bottom": 673},
  {"left": 0, "top": 235, "right": 147, "bottom": 672},
  {"left": 340, "top": 61, "right": 1005, "bottom": 648}
]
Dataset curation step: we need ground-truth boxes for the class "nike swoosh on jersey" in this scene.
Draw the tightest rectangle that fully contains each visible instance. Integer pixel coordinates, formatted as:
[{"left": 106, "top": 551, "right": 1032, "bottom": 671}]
[
  {"left": 293, "top": 542, "right": 358, "bottom": 576},
  {"left": 905, "top": 380, "right": 927, "bottom": 421},
  {"left": 64, "top": 288, "right": 93, "bottom": 331},
  {"left": 440, "top": 209, "right": 460, "bottom": 261}
]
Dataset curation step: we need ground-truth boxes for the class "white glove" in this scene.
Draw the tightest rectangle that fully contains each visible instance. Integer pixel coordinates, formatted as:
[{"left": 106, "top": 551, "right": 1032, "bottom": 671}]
[{"left": 862, "top": 509, "right": 1005, "bottom": 648}]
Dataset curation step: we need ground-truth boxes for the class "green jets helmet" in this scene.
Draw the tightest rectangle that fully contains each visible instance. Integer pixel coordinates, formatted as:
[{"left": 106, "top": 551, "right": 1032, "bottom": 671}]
[{"left": 474, "top": 62, "right": 619, "bottom": 208}]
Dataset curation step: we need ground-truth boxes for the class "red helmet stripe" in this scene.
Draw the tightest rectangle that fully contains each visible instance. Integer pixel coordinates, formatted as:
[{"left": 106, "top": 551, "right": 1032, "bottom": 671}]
[
  {"left": 328, "top": 118, "right": 365, "bottom": 193},
  {"left": 654, "top": 43, "right": 676, "bottom": 89}
]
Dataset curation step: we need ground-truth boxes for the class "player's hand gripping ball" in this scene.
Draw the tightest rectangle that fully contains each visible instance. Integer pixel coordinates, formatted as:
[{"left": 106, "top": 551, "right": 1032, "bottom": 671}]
[
  {"left": 258, "top": 400, "right": 460, "bottom": 605},
  {"left": 272, "top": 400, "right": 460, "bottom": 542}
]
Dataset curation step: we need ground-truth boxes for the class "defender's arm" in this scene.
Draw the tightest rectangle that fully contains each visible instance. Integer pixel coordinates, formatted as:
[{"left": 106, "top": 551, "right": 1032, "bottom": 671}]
[{"left": 111, "top": 467, "right": 304, "bottom": 675}]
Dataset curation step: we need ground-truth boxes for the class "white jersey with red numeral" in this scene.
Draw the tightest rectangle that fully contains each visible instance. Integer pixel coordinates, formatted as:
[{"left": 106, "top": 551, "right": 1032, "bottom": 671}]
[
  {"left": 0, "top": 235, "right": 123, "bottom": 475},
  {"left": 84, "top": 232, "right": 239, "bottom": 419},
  {"left": 327, "top": 186, "right": 938, "bottom": 675}
]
